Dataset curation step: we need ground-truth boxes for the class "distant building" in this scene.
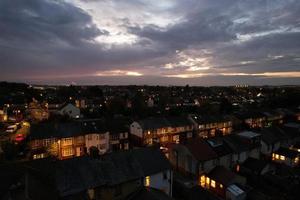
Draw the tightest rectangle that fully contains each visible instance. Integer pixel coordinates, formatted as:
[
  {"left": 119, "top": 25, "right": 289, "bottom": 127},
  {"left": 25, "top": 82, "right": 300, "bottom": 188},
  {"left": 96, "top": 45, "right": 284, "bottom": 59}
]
[
  {"left": 27, "top": 100, "right": 49, "bottom": 121},
  {"left": 0, "top": 109, "right": 7, "bottom": 122},
  {"left": 130, "top": 116, "right": 194, "bottom": 146},
  {"left": 234, "top": 111, "right": 266, "bottom": 129},
  {"left": 57, "top": 103, "right": 80, "bottom": 118},
  {"left": 189, "top": 114, "right": 233, "bottom": 138}
]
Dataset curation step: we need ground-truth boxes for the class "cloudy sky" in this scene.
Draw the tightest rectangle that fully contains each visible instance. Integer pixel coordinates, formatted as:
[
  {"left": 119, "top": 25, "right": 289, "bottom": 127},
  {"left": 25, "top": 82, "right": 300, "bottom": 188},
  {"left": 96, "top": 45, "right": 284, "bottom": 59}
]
[{"left": 0, "top": 0, "right": 300, "bottom": 85}]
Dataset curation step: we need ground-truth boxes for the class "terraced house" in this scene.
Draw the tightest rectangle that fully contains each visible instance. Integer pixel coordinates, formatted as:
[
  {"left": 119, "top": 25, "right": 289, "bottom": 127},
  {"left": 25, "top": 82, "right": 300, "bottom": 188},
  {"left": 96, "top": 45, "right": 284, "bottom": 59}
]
[
  {"left": 189, "top": 114, "right": 233, "bottom": 138},
  {"left": 29, "top": 119, "right": 109, "bottom": 159},
  {"left": 130, "top": 116, "right": 194, "bottom": 146}
]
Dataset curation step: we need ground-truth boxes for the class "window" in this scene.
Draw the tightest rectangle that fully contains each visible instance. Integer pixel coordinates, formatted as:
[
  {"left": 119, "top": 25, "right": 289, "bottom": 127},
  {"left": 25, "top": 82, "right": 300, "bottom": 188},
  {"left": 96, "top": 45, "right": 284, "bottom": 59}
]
[
  {"left": 163, "top": 171, "right": 168, "bottom": 180},
  {"left": 62, "top": 147, "right": 73, "bottom": 157},
  {"left": 206, "top": 177, "right": 210, "bottom": 188},
  {"left": 200, "top": 175, "right": 206, "bottom": 187},
  {"left": 236, "top": 164, "right": 240, "bottom": 172},
  {"left": 62, "top": 138, "right": 73, "bottom": 146},
  {"left": 173, "top": 135, "right": 180, "bottom": 144},
  {"left": 145, "top": 176, "right": 150, "bottom": 187},
  {"left": 294, "top": 157, "right": 299, "bottom": 163},
  {"left": 211, "top": 180, "right": 216, "bottom": 188},
  {"left": 280, "top": 155, "right": 285, "bottom": 160},
  {"left": 220, "top": 184, "right": 223, "bottom": 189},
  {"left": 88, "top": 135, "right": 92, "bottom": 140},
  {"left": 124, "top": 143, "right": 129, "bottom": 150}
]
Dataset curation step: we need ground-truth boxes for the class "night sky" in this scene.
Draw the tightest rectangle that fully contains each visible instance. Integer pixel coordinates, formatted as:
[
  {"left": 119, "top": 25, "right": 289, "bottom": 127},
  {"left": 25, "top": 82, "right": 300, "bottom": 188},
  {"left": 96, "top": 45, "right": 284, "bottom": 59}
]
[{"left": 1, "top": 0, "right": 300, "bottom": 85}]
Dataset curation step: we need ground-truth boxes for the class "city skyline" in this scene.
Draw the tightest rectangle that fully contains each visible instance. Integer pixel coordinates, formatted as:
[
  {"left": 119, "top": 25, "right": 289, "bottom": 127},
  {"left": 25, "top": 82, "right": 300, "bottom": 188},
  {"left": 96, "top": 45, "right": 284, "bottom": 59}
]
[{"left": 1, "top": 0, "right": 300, "bottom": 85}]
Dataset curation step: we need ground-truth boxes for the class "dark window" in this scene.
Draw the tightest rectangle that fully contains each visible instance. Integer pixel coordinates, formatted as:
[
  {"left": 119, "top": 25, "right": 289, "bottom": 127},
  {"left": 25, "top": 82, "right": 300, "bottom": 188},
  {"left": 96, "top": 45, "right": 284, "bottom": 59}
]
[{"left": 163, "top": 171, "right": 168, "bottom": 180}]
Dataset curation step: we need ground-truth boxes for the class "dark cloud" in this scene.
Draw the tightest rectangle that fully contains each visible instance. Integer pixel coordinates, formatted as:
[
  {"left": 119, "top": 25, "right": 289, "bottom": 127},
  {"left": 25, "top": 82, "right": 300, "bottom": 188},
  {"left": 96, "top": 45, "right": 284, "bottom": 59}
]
[{"left": 0, "top": 0, "right": 299, "bottom": 84}]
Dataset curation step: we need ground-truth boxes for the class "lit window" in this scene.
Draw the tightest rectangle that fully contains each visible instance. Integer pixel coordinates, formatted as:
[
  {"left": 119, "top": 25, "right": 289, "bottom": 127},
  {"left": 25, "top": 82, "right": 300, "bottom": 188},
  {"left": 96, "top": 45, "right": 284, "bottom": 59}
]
[
  {"left": 272, "top": 153, "right": 275, "bottom": 160},
  {"left": 236, "top": 164, "right": 240, "bottom": 172},
  {"left": 280, "top": 155, "right": 285, "bottom": 160},
  {"left": 220, "top": 184, "right": 223, "bottom": 189},
  {"left": 145, "top": 176, "right": 150, "bottom": 187},
  {"left": 206, "top": 177, "right": 210, "bottom": 185},
  {"left": 200, "top": 175, "right": 206, "bottom": 187},
  {"left": 62, "top": 147, "right": 73, "bottom": 157},
  {"left": 211, "top": 180, "right": 216, "bottom": 188},
  {"left": 275, "top": 154, "right": 279, "bottom": 159},
  {"left": 294, "top": 157, "right": 299, "bottom": 163}
]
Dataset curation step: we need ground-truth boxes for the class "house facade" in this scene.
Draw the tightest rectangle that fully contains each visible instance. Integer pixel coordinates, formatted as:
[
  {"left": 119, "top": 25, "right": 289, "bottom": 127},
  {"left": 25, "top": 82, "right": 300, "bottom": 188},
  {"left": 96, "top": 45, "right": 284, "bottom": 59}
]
[
  {"left": 189, "top": 114, "right": 233, "bottom": 138},
  {"left": 29, "top": 120, "right": 109, "bottom": 160},
  {"left": 130, "top": 116, "right": 194, "bottom": 146}
]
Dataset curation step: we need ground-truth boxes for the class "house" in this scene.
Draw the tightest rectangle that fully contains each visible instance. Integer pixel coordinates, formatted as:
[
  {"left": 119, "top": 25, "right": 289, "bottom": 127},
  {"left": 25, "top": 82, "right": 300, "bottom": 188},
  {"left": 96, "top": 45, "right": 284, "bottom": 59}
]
[
  {"left": 234, "top": 111, "right": 266, "bottom": 129},
  {"left": 238, "top": 157, "right": 273, "bottom": 176},
  {"left": 0, "top": 108, "right": 8, "bottom": 122},
  {"left": 272, "top": 147, "right": 299, "bottom": 167},
  {"left": 130, "top": 147, "right": 173, "bottom": 196},
  {"left": 57, "top": 103, "right": 80, "bottom": 118},
  {"left": 75, "top": 98, "right": 87, "bottom": 109},
  {"left": 262, "top": 111, "right": 284, "bottom": 127},
  {"left": 282, "top": 123, "right": 300, "bottom": 144},
  {"left": 168, "top": 138, "right": 218, "bottom": 176},
  {"left": 27, "top": 100, "right": 49, "bottom": 121},
  {"left": 29, "top": 119, "right": 109, "bottom": 159},
  {"left": 21, "top": 147, "right": 172, "bottom": 200},
  {"left": 260, "top": 127, "right": 287, "bottom": 156},
  {"left": 189, "top": 114, "right": 233, "bottom": 138},
  {"left": 107, "top": 117, "right": 130, "bottom": 151},
  {"left": 206, "top": 138, "right": 233, "bottom": 169},
  {"left": 223, "top": 132, "right": 261, "bottom": 165},
  {"left": 130, "top": 116, "right": 194, "bottom": 146},
  {"left": 199, "top": 166, "right": 246, "bottom": 199}
]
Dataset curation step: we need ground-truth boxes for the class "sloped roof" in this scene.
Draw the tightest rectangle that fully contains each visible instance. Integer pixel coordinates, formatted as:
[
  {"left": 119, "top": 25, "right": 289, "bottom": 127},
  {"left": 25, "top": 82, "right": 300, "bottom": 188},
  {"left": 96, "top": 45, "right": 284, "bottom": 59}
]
[
  {"left": 185, "top": 138, "right": 218, "bottom": 161},
  {"left": 260, "top": 127, "right": 287, "bottom": 145},
  {"left": 207, "top": 137, "right": 233, "bottom": 157},
  {"left": 30, "top": 119, "right": 107, "bottom": 140},
  {"left": 138, "top": 116, "right": 192, "bottom": 130},
  {"left": 223, "top": 134, "right": 258, "bottom": 153},
  {"left": 191, "top": 114, "right": 231, "bottom": 124},
  {"left": 208, "top": 166, "right": 236, "bottom": 186},
  {"left": 26, "top": 147, "right": 171, "bottom": 197}
]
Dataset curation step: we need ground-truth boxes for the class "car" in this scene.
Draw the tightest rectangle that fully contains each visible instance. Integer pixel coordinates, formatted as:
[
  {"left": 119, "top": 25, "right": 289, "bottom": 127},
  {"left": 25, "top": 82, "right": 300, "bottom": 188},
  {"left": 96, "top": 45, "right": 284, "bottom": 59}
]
[
  {"left": 6, "top": 125, "right": 17, "bottom": 133},
  {"left": 15, "top": 134, "right": 25, "bottom": 143}
]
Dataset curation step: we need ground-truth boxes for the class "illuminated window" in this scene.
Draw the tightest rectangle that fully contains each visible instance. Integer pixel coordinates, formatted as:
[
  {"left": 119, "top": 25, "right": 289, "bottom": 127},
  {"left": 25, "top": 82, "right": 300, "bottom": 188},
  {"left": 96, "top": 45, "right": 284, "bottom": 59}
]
[
  {"left": 145, "top": 176, "right": 150, "bottom": 187},
  {"left": 211, "top": 180, "right": 216, "bottom": 188},
  {"left": 272, "top": 153, "right": 275, "bottom": 160},
  {"left": 220, "top": 184, "right": 223, "bottom": 189},
  {"left": 275, "top": 154, "right": 279, "bottom": 159},
  {"left": 294, "top": 157, "right": 299, "bottom": 163},
  {"left": 236, "top": 164, "right": 240, "bottom": 172},
  {"left": 200, "top": 175, "right": 206, "bottom": 187},
  {"left": 280, "top": 155, "right": 285, "bottom": 160},
  {"left": 206, "top": 177, "right": 210, "bottom": 188},
  {"left": 62, "top": 138, "right": 73, "bottom": 145},
  {"left": 62, "top": 147, "right": 73, "bottom": 157}
]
